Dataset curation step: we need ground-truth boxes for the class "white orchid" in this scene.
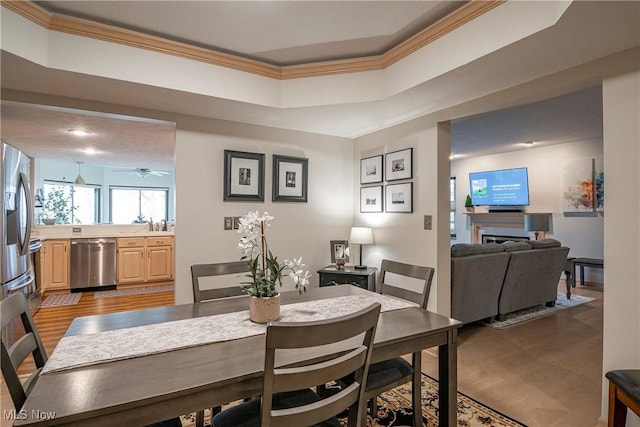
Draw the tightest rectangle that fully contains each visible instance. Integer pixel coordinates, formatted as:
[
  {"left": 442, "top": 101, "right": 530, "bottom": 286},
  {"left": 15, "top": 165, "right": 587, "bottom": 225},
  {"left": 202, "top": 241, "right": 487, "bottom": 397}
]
[{"left": 237, "top": 211, "right": 308, "bottom": 297}]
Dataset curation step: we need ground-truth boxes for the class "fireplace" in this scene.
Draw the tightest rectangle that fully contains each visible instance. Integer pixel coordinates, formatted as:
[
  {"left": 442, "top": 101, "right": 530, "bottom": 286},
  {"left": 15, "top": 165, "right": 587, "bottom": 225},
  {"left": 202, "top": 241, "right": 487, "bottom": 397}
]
[{"left": 482, "top": 235, "right": 530, "bottom": 244}]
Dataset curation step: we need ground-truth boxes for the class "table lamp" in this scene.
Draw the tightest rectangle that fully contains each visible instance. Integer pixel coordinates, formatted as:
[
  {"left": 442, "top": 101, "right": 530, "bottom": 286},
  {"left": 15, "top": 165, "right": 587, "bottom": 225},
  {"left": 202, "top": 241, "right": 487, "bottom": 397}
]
[
  {"left": 349, "top": 226, "right": 374, "bottom": 269},
  {"left": 524, "top": 213, "right": 550, "bottom": 240}
]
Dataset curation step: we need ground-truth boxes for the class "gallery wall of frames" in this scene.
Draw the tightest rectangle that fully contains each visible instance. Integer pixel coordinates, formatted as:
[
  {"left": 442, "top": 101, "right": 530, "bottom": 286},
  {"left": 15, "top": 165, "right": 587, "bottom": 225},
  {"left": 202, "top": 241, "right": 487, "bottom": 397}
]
[{"left": 359, "top": 147, "right": 413, "bottom": 213}]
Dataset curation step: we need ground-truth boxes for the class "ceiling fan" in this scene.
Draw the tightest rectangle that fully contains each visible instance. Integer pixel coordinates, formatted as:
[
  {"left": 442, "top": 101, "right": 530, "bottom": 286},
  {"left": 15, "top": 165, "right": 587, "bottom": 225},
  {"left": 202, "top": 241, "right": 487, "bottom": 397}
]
[{"left": 112, "top": 168, "right": 171, "bottom": 178}]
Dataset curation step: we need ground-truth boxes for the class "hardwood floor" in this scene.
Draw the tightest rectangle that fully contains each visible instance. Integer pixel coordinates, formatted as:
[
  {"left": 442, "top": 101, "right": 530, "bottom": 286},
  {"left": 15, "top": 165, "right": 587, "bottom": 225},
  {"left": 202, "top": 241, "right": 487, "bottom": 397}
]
[
  {"left": 2, "top": 282, "right": 603, "bottom": 427},
  {"left": 422, "top": 282, "right": 604, "bottom": 427}
]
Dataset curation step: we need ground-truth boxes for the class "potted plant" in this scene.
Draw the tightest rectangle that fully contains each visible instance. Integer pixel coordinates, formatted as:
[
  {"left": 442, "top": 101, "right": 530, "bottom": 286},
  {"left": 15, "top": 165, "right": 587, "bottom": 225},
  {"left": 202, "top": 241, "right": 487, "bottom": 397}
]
[
  {"left": 41, "top": 187, "right": 72, "bottom": 224},
  {"left": 465, "top": 194, "right": 474, "bottom": 213},
  {"left": 237, "top": 210, "right": 310, "bottom": 323}
]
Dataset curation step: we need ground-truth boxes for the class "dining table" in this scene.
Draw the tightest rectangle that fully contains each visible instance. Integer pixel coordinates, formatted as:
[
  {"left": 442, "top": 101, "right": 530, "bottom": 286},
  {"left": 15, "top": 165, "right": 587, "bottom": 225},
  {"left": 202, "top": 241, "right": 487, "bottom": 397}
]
[{"left": 14, "top": 285, "right": 462, "bottom": 427}]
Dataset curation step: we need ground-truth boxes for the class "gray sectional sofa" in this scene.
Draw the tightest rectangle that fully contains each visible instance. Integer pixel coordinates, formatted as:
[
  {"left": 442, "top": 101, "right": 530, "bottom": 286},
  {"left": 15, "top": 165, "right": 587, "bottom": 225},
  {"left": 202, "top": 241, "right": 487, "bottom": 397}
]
[{"left": 451, "top": 239, "right": 570, "bottom": 325}]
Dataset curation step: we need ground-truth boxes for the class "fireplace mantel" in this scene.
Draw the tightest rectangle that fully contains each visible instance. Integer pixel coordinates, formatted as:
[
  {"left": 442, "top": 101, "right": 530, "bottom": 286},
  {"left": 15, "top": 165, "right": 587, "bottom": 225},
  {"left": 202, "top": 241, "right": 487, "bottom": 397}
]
[{"left": 465, "top": 212, "right": 551, "bottom": 243}]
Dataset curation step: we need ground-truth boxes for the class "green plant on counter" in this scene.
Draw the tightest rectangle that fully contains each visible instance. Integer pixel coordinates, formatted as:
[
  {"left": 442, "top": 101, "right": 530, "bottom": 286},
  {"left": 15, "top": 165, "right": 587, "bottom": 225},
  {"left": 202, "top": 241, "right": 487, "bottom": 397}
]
[
  {"left": 41, "top": 187, "right": 72, "bottom": 224},
  {"left": 133, "top": 214, "right": 147, "bottom": 224},
  {"left": 465, "top": 194, "right": 473, "bottom": 208}
]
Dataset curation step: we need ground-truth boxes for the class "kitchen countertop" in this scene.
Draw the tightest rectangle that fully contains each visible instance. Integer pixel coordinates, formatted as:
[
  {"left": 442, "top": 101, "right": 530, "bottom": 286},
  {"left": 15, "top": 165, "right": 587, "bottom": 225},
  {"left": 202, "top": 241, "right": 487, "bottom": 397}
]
[{"left": 32, "top": 225, "right": 174, "bottom": 240}]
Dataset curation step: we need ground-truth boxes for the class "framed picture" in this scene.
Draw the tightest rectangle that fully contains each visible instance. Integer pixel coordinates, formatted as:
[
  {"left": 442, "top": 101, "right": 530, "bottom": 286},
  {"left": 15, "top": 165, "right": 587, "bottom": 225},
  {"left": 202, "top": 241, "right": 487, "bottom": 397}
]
[
  {"left": 385, "top": 182, "right": 413, "bottom": 213},
  {"left": 360, "top": 186, "right": 383, "bottom": 213},
  {"left": 562, "top": 158, "right": 595, "bottom": 212},
  {"left": 272, "top": 155, "right": 308, "bottom": 202},
  {"left": 330, "top": 240, "right": 349, "bottom": 263},
  {"left": 223, "top": 150, "right": 265, "bottom": 201},
  {"left": 360, "top": 155, "right": 383, "bottom": 184},
  {"left": 385, "top": 148, "right": 413, "bottom": 181}
]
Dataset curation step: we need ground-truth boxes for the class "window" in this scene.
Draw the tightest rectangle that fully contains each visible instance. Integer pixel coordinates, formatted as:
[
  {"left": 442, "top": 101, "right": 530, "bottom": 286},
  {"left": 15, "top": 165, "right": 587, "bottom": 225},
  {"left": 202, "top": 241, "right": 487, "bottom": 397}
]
[
  {"left": 42, "top": 181, "right": 100, "bottom": 224},
  {"left": 110, "top": 186, "right": 168, "bottom": 224},
  {"left": 450, "top": 177, "right": 456, "bottom": 238}
]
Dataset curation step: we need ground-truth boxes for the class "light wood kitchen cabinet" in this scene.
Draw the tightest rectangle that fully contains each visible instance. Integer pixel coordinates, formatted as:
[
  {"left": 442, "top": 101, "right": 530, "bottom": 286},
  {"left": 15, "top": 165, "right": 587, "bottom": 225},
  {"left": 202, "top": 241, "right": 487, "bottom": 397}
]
[
  {"left": 117, "top": 236, "right": 173, "bottom": 284},
  {"left": 41, "top": 239, "right": 70, "bottom": 292}
]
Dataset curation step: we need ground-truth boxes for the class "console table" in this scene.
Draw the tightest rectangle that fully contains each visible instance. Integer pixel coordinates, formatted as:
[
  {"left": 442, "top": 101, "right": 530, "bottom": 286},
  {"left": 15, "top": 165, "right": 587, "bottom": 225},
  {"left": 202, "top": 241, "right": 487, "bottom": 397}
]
[
  {"left": 317, "top": 265, "right": 377, "bottom": 291},
  {"left": 572, "top": 257, "right": 604, "bottom": 288}
]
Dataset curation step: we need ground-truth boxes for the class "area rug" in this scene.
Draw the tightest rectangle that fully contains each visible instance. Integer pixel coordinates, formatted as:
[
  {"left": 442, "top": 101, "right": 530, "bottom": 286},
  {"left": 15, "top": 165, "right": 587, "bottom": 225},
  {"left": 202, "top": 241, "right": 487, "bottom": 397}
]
[
  {"left": 40, "top": 293, "right": 81, "bottom": 307},
  {"left": 93, "top": 285, "right": 174, "bottom": 299},
  {"left": 179, "top": 372, "right": 526, "bottom": 427},
  {"left": 483, "top": 292, "right": 596, "bottom": 330}
]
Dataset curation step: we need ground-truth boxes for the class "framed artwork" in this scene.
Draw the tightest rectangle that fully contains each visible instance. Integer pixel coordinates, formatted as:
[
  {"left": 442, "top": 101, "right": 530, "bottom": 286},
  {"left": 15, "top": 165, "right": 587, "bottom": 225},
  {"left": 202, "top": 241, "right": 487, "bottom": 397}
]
[
  {"left": 360, "top": 186, "right": 383, "bottom": 213},
  {"left": 595, "top": 157, "right": 604, "bottom": 212},
  {"left": 385, "top": 182, "right": 413, "bottom": 213},
  {"left": 385, "top": 148, "right": 413, "bottom": 181},
  {"left": 360, "top": 155, "right": 383, "bottom": 184},
  {"left": 223, "top": 150, "right": 265, "bottom": 201},
  {"left": 562, "top": 158, "right": 595, "bottom": 212},
  {"left": 272, "top": 155, "right": 308, "bottom": 202},
  {"left": 329, "top": 240, "right": 349, "bottom": 263}
]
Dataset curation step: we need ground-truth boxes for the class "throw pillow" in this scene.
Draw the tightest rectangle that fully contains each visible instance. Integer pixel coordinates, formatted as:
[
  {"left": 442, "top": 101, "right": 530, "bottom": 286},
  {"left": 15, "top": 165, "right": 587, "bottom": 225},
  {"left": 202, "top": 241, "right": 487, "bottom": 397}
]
[
  {"left": 528, "top": 238, "right": 562, "bottom": 249},
  {"left": 501, "top": 240, "right": 532, "bottom": 252},
  {"left": 451, "top": 242, "right": 504, "bottom": 257}
]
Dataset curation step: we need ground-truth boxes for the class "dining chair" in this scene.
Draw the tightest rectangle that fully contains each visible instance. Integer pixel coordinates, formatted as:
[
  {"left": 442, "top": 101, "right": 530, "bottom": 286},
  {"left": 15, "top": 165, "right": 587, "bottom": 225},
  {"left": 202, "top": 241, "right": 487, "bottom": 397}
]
[
  {"left": 0, "top": 292, "right": 182, "bottom": 427},
  {"left": 190, "top": 260, "right": 251, "bottom": 426},
  {"left": 212, "top": 302, "right": 382, "bottom": 427},
  {"left": 191, "top": 260, "right": 250, "bottom": 303},
  {"left": 366, "top": 259, "right": 434, "bottom": 426}
]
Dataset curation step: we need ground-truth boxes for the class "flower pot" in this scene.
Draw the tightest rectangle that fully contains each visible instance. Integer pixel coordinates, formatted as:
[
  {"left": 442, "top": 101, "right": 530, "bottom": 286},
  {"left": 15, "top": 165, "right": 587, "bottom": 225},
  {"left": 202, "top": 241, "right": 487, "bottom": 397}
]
[{"left": 249, "top": 294, "right": 280, "bottom": 323}]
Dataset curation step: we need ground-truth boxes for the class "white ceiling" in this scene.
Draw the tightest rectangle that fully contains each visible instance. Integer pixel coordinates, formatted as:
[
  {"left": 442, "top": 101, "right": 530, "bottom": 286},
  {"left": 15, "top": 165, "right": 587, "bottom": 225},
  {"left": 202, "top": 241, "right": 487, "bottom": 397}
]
[{"left": 1, "top": 1, "right": 637, "bottom": 171}]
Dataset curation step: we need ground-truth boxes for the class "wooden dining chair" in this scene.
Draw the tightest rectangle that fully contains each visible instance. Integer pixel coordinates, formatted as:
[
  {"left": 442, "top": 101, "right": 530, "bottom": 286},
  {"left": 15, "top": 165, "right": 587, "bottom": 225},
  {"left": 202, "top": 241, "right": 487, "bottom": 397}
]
[
  {"left": 190, "top": 260, "right": 251, "bottom": 426},
  {"left": 366, "top": 259, "right": 434, "bottom": 426},
  {"left": 1, "top": 292, "right": 48, "bottom": 414},
  {"left": 1, "top": 293, "right": 182, "bottom": 427},
  {"left": 191, "top": 260, "right": 250, "bottom": 303},
  {"left": 212, "top": 302, "right": 382, "bottom": 427}
]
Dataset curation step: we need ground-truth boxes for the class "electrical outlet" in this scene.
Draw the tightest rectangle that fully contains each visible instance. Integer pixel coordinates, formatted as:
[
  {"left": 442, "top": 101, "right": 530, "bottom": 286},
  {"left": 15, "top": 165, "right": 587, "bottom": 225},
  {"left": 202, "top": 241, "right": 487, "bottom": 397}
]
[
  {"left": 72, "top": 227, "right": 82, "bottom": 233},
  {"left": 233, "top": 217, "right": 241, "bottom": 229},
  {"left": 224, "top": 217, "right": 233, "bottom": 230},
  {"left": 423, "top": 215, "right": 432, "bottom": 230}
]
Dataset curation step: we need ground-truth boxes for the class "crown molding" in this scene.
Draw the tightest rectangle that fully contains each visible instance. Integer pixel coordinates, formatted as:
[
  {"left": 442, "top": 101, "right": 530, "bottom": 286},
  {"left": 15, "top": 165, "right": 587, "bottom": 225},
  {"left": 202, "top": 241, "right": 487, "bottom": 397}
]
[{"left": 1, "top": 0, "right": 504, "bottom": 80}]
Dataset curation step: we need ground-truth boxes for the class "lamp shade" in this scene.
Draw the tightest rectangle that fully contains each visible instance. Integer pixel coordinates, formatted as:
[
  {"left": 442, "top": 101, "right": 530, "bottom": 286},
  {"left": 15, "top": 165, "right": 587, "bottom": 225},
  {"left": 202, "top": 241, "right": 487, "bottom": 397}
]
[
  {"left": 349, "top": 227, "right": 374, "bottom": 245},
  {"left": 74, "top": 162, "right": 86, "bottom": 185},
  {"left": 524, "top": 214, "right": 550, "bottom": 232}
]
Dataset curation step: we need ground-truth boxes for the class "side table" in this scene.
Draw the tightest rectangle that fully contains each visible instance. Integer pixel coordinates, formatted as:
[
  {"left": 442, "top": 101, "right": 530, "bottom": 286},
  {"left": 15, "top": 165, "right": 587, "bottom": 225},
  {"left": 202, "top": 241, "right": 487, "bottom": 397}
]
[{"left": 317, "top": 266, "right": 377, "bottom": 291}]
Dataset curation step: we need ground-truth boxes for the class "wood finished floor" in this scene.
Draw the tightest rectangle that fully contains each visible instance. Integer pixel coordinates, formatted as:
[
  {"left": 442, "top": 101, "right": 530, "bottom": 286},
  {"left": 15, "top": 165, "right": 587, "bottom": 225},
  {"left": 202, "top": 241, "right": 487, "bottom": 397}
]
[
  {"left": 2, "top": 282, "right": 604, "bottom": 427},
  {"left": 423, "top": 282, "right": 604, "bottom": 427}
]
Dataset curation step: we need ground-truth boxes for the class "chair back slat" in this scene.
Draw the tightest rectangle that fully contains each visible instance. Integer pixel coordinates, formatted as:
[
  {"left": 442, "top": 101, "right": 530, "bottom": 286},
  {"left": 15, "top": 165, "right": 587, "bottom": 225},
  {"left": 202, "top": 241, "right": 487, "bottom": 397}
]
[
  {"left": 0, "top": 293, "right": 48, "bottom": 411},
  {"left": 261, "top": 303, "right": 381, "bottom": 427},
  {"left": 377, "top": 259, "right": 434, "bottom": 309},
  {"left": 191, "top": 260, "right": 250, "bottom": 303}
]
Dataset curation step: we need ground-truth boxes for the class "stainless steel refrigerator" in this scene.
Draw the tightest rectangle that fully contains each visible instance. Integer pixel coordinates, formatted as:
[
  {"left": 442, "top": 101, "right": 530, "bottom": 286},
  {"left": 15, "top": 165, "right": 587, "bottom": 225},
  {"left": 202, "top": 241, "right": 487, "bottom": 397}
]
[{"left": 1, "top": 141, "right": 35, "bottom": 316}]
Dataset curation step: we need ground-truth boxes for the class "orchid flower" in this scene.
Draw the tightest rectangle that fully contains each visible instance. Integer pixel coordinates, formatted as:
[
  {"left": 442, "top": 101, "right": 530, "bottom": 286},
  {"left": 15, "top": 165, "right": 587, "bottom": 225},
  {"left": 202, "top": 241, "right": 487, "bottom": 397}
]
[{"left": 237, "top": 211, "right": 308, "bottom": 297}]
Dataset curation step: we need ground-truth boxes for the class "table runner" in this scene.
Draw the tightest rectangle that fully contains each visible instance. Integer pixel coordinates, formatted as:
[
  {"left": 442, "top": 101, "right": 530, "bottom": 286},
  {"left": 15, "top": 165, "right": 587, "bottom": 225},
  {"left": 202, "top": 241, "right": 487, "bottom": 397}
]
[{"left": 42, "top": 293, "right": 415, "bottom": 374}]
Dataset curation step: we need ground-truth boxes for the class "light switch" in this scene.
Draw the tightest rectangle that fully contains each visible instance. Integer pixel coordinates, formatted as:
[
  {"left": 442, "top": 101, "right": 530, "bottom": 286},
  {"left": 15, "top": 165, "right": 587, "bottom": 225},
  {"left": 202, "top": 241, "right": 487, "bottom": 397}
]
[
  {"left": 224, "top": 217, "right": 233, "bottom": 230},
  {"left": 424, "top": 215, "right": 432, "bottom": 230}
]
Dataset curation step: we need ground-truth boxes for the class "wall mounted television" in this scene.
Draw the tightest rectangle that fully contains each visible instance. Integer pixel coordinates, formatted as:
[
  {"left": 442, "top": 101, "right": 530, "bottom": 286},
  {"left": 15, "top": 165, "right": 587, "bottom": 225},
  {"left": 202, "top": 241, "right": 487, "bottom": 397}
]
[{"left": 469, "top": 167, "right": 530, "bottom": 209}]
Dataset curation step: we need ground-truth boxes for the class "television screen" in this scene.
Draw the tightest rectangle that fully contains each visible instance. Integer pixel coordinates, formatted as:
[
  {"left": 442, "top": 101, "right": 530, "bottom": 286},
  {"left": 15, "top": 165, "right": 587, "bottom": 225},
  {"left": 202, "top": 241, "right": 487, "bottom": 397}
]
[{"left": 469, "top": 167, "right": 530, "bottom": 206}]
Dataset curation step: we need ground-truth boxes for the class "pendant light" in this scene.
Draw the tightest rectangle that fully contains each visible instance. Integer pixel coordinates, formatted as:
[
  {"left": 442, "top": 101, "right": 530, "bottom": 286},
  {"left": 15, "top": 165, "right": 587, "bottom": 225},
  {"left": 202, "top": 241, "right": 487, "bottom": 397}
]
[{"left": 74, "top": 162, "right": 86, "bottom": 185}]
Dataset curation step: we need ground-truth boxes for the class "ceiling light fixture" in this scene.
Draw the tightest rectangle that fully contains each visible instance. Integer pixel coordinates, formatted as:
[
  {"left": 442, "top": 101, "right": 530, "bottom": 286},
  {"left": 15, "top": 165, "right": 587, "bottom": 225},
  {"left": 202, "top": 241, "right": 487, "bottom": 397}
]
[
  {"left": 68, "top": 129, "right": 92, "bottom": 136},
  {"left": 522, "top": 141, "right": 535, "bottom": 147},
  {"left": 74, "top": 162, "right": 86, "bottom": 185}
]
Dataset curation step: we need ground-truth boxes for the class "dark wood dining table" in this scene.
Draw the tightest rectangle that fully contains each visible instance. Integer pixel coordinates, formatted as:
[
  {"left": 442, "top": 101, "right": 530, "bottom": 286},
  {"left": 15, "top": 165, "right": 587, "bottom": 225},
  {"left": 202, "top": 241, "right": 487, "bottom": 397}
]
[{"left": 14, "top": 285, "right": 461, "bottom": 427}]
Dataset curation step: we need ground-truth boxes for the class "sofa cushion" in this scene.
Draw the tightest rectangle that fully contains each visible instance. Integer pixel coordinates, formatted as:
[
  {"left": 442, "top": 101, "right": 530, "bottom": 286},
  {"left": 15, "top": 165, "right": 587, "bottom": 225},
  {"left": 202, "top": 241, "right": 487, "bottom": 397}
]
[
  {"left": 451, "top": 243, "right": 504, "bottom": 257},
  {"left": 528, "top": 238, "right": 562, "bottom": 249},
  {"left": 501, "top": 241, "right": 532, "bottom": 252}
]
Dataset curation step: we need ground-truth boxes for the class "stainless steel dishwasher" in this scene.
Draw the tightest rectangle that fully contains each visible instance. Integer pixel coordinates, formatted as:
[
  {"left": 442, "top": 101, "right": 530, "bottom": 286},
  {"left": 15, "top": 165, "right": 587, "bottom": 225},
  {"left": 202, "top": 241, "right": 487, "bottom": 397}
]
[{"left": 70, "top": 238, "right": 117, "bottom": 291}]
